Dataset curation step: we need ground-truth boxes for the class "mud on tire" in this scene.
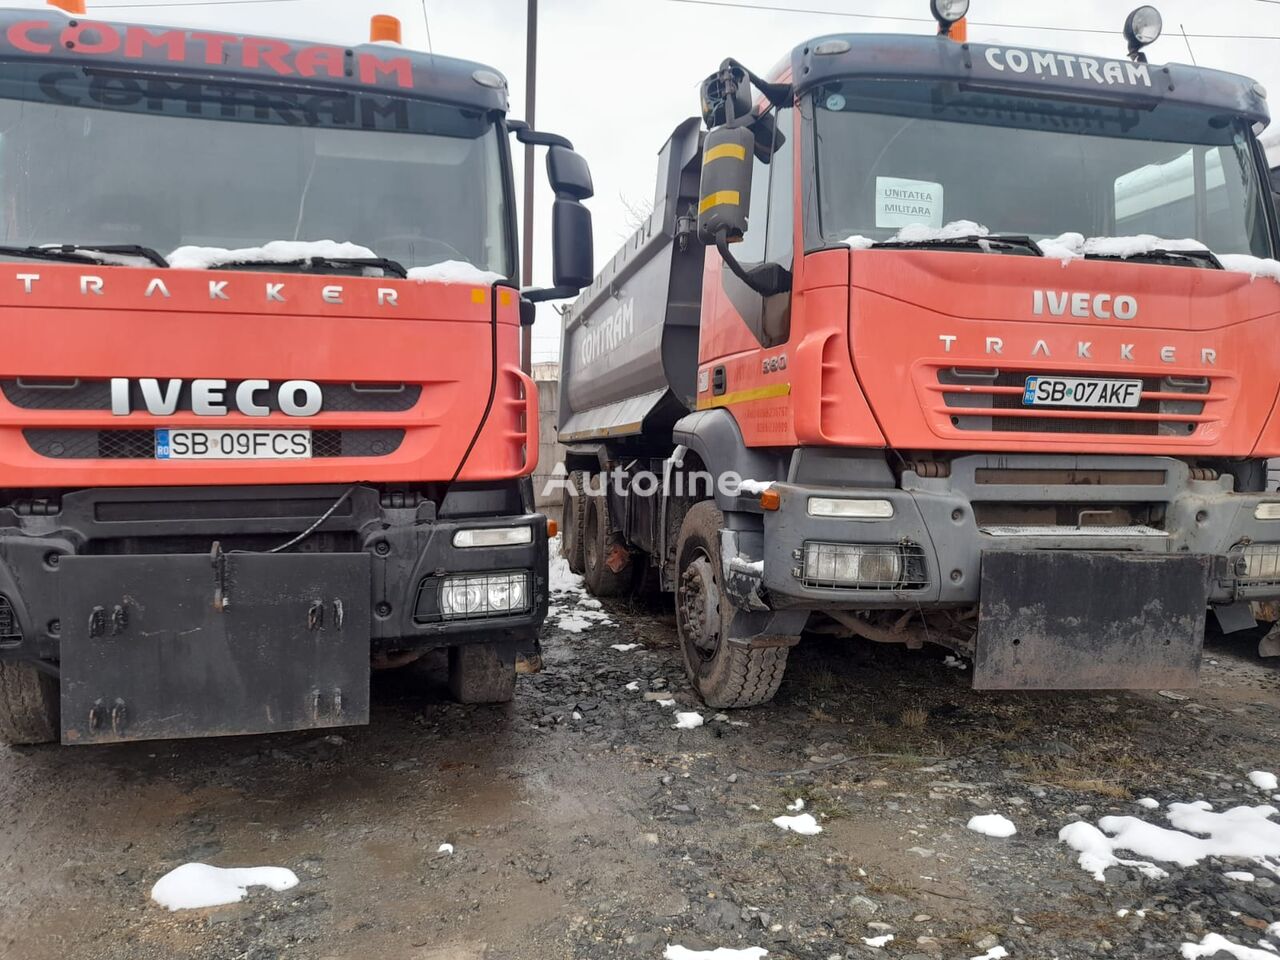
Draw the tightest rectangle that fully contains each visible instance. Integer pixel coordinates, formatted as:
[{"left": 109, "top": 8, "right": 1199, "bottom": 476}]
[
  {"left": 674, "top": 501, "right": 788, "bottom": 708},
  {"left": 582, "top": 487, "right": 627, "bottom": 598},
  {"left": 448, "top": 643, "right": 517, "bottom": 704},
  {"left": 0, "top": 661, "right": 59, "bottom": 745}
]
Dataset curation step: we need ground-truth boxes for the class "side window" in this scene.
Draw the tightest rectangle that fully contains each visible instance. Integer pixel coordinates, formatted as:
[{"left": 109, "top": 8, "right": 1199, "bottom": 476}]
[
  {"left": 735, "top": 116, "right": 773, "bottom": 264},
  {"left": 765, "top": 108, "right": 794, "bottom": 266}
]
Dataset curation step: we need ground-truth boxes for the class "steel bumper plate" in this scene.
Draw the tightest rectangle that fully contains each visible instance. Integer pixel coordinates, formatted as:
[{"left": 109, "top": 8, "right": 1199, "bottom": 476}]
[
  {"left": 974, "top": 551, "right": 1210, "bottom": 691},
  {"left": 59, "top": 552, "right": 371, "bottom": 744}
]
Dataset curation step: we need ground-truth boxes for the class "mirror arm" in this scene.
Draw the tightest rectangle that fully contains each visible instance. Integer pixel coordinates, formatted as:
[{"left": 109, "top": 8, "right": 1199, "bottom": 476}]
[
  {"left": 720, "top": 58, "right": 794, "bottom": 111},
  {"left": 714, "top": 231, "right": 790, "bottom": 297},
  {"left": 522, "top": 285, "right": 581, "bottom": 304},
  {"left": 508, "top": 120, "right": 575, "bottom": 150}
]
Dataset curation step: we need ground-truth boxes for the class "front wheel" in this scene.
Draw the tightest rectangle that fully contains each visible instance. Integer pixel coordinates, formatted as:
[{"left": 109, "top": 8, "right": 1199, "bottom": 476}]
[
  {"left": 448, "top": 643, "right": 516, "bottom": 704},
  {"left": 0, "top": 661, "right": 59, "bottom": 745},
  {"left": 674, "top": 502, "right": 789, "bottom": 708}
]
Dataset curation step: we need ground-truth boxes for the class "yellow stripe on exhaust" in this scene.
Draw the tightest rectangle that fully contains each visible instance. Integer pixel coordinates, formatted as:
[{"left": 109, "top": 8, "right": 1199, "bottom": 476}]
[
  {"left": 698, "top": 190, "right": 740, "bottom": 214},
  {"left": 702, "top": 142, "right": 748, "bottom": 164}
]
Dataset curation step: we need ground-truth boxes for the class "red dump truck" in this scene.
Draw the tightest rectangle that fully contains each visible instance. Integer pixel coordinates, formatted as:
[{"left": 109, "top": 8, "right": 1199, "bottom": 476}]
[
  {"left": 558, "top": 2, "right": 1280, "bottom": 707},
  {"left": 0, "top": 2, "right": 595, "bottom": 744}
]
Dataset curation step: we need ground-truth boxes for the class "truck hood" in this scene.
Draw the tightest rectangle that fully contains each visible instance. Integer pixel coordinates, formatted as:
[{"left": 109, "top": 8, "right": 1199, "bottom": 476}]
[
  {"left": 0, "top": 263, "right": 532, "bottom": 486},
  {"left": 846, "top": 249, "right": 1280, "bottom": 456}
]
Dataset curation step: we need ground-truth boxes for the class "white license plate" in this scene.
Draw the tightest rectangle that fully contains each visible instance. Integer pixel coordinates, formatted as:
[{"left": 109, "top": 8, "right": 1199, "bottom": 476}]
[
  {"left": 1022, "top": 376, "right": 1143, "bottom": 409},
  {"left": 155, "top": 428, "right": 312, "bottom": 460}
]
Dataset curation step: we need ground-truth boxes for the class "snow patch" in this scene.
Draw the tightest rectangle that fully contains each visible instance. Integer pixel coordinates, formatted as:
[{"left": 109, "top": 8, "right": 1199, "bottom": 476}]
[
  {"left": 843, "top": 235, "right": 876, "bottom": 250},
  {"left": 967, "top": 814, "right": 1017, "bottom": 838},
  {"left": 786, "top": 798, "right": 805, "bottom": 812},
  {"left": 437, "top": 843, "right": 454, "bottom": 855},
  {"left": 895, "top": 219, "right": 989, "bottom": 243},
  {"left": 150, "top": 863, "right": 299, "bottom": 911},
  {"left": 861, "top": 934, "right": 894, "bottom": 948},
  {"left": 736, "top": 480, "right": 775, "bottom": 495},
  {"left": 168, "top": 240, "right": 377, "bottom": 271},
  {"left": 942, "top": 655, "right": 968, "bottom": 670},
  {"left": 656, "top": 698, "right": 676, "bottom": 708},
  {"left": 624, "top": 681, "right": 640, "bottom": 692},
  {"left": 970, "top": 948, "right": 1009, "bottom": 960},
  {"left": 1038, "top": 232, "right": 1206, "bottom": 264},
  {"left": 1220, "top": 255, "right": 1280, "bottom": 283},
  {"left": 1250, "top": 771, "right": 1279, "bottom": 791},
  {"left": 546, "top": 535, "right": 615, "bottom": 633},
  {"left": 772, "top": 813, "right": 822, "bottom": 835},
  {"left": 1182, "top": 933, "right": 1280, "bottom": 960},
  {"left": 611, "top": 643, "right": 640, "bottom": 653},
  {"left": 673, "top": 712, "right": 704, "bottom": 730},
  {"left": 407, "top": 260, "right": 505, "bottom": 285},
  {"left": 1060, "top": 802, "right": 1280, "bottom": 881},
  {"left": 1137, "top": 797, "right": 1161, "bottom": 810},
  {"left": 1226, "top": 871, "right": 1256, "bottom": 882},
  {"left": 664, "top": 947, "right": 767, "bottom": 960}
]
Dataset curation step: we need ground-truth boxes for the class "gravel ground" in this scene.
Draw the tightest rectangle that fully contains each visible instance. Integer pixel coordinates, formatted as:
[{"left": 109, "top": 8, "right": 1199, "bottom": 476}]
[{"left": 3, "top": 595, "right": 1280, "bottom": 960}]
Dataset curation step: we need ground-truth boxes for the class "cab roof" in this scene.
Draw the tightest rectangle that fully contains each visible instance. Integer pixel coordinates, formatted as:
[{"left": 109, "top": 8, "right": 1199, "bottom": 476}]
[{"left": 0, "top": 7, "right": 510, "bottom": 113}]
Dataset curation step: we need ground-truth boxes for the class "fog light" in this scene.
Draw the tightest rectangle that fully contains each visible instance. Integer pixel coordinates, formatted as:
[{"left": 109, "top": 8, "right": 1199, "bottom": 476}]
[
  {"left": 1256, "top": 503, "right": 1280, "bottom": 521},
  {"left": 1240, "top": 545, "right": 1280, "bottom": 582},
  {"left": 807, "top": 497, "right": 894, "bottom": 519},
  {"left": 452, "top": 526, "right": 533, "bottom": 548},
  {"left": 438, "top": 571, "right": 530, "bottom": 620},
  {"left": 802, "top": 542, "right": 903, "bottom": 587}
]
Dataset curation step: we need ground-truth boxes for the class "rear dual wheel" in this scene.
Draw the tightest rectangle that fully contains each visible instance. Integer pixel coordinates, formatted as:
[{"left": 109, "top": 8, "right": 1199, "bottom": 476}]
[
  {"left": 0, "top": 661, "right": 59, "bottom": 745},
  {"left": 582, "top": 486, "right": 627, "bottom": 598},
  {"left": 675, "top": 501, "right": 788, "bottom": 709},
  {"left": 561, "top": 470, "right": 587, "bottom": 575}
]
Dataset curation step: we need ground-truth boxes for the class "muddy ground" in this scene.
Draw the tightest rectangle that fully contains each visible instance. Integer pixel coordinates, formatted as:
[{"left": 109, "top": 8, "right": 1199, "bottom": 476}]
[{"left": 2, "top": 594, "right": 1280, "bottom": 960}]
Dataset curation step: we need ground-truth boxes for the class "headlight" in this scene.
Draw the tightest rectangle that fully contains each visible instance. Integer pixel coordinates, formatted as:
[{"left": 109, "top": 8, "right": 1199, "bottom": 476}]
[
  {"left": 452, "top": 526, "right": 534, "bottom": 548},
  {"left": 807, "top": 497, "right": 894, "bottom": 520},
  {"left": 437, "top": 571, "right": 530, "bottom": 620},
  {"left": 930, "top": 0, "right": 970, "bottom": 24},
  {"left": 802, "top": 542, "right": 903, "bottom": 588},
  {"left": 1256, "top": 503, "right": 1280, "bottom": 521}
]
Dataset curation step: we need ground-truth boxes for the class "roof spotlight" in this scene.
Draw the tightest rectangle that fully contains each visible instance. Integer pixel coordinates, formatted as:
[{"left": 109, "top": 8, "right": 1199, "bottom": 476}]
[
  {"left": 930, "top": 0, "right": 970, "bottom": 35},
  {"left": 1124, "top": 5, "right": 1163, "bottom": 62}
]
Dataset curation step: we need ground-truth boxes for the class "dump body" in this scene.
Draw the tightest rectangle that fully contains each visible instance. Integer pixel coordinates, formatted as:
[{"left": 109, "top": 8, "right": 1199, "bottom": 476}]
[
  {"left": 0, "top": 8, "right": 563, "bottom": 744},
  {"left": 559, "top": 30, "right": 1280, "bottom": 704}
]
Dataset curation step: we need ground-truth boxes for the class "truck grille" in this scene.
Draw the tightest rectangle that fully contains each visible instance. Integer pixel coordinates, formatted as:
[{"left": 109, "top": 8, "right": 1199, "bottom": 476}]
[
  {"left": 24, "top": 429, "right": 405, "bottom": 459},
  {"left": 1, "top": 379, "right": 421, "bottom": 413},
  {"left": 936, "top": 368, "right": 1212, "bottom": 437}
]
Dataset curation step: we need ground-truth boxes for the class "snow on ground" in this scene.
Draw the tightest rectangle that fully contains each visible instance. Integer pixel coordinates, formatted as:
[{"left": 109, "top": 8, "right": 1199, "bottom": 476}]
[
  {"left": 1250, "top": 771, "right": 1279, "bottom": 791},
  {"left": 1182, "top": 933, "right": 1280, "bottom": 960},
  {"left": 168, "top": 240, "right": 377, "bottom": 271},
  {"left": 664, "top": 947, "right": 767, "bottom": 960},
  {"left": 656, "top": 698, "right": 676, "bottom": 708},
  {"left": 1137, "top": 797, "right": 1161, "bottom": 809},
  {"left": 1225, "top": 870, "right": 1256, "bottom": 882},
  {"left": 547, "top": 535, "right": 615, "bottom": 634},
  {"left": 861, "top": 933, "right": 894, "bottom": 947},
  {"left": 610, "top": 643, "right": 640, "bottom": 652},
  {"left": 967, "top": 814, "right": 1017, "bottom": 838},
  {"left": 786, "top": 798, "right": 805, "bottom": 812},
  {"left": 406, "top": 260, "right": 505, "bottom": 284},
  {"left": 969, "top": 948, "right": 1009, "bottom": 960},
  {"left": 624, "top": 681, "right": 640, "bottom": 692},
  {"left": 942, "top": 655, "right": 968, "bottom": 670},
  {"left": 1059, "top": 800, "right": 1280, "bottom": 881},
  {"left": 673, "top": 712, "right": 704, "bottom": 730},
  {"left": 150, "top": 863, "right": 299, "bottom": 911},
  {"left": 772, "top": 813, "right": 822, "bottom": 835},
  {"left": 437, "top": 843, "right": 454, "bottom": 855}
]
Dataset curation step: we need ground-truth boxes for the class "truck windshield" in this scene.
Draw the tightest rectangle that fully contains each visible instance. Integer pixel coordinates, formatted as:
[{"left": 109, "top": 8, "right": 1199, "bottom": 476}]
[
  {"left": 0, "top": 69, "right": 511, "bottom": 274},
  {"left": 812, "top": 79, "right": 1272, "bottom": 259}
]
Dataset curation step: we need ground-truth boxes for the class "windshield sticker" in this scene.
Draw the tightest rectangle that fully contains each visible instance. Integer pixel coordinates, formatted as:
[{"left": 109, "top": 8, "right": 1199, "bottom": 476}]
[{"left": 876, "top": 177, "right": 943, "bottom": 229}]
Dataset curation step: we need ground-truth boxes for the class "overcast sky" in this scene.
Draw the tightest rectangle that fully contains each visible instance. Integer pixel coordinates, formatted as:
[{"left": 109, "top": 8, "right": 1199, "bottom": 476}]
[{"left": 2, "top": 0, "right": 1279, "bottom": 359}]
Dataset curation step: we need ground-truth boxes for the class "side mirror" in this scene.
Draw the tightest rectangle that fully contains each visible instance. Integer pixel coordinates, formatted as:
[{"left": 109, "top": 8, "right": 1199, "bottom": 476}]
[
  {"left": 697, "top": 125, "right": 755, "bottom": 245},
  {"left": 547, "top": 146, "right": 593, "bottom": 201},
  {"left": 552, "top": 198, "right": 593, "bottom": 292},
  {"left": 700, "top": 64, "right": 752, "bottom": 128}
]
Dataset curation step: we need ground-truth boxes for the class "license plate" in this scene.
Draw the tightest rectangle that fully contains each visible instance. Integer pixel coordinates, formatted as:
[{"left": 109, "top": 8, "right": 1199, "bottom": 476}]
[
  {"left": 1022, "top": 376, "right": 1143, "bottom": 409},
  {"left": 155, "top": 428, "right": 312, "bottom": 460}
]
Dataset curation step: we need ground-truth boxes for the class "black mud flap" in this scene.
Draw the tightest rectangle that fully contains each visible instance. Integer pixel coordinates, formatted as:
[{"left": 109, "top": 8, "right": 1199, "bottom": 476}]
[
  {"left": 59, "top": 553, "right": 371, "bottom": 744},
  {"left": 974, "top": 551, "right": 1210, "bottom": 691}
]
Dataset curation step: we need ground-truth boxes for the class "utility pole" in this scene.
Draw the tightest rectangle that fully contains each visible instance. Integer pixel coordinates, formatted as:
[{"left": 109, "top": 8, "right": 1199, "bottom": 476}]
[{"left": 521, "top": 0, "right": 537, "bottom": 375}]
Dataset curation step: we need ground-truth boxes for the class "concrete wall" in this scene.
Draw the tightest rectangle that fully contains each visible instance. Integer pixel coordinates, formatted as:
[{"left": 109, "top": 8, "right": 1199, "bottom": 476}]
[{"left": 532, "top": 362, "right": 565, "bottom": 509}]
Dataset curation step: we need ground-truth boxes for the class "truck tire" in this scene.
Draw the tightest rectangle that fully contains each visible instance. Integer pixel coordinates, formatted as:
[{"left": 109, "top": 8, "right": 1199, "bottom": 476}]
[
  {"left": 448, "top": 643, "right": 516, "bottom": 704},
  {"left": 675, "top": 501, "right": 788, "bottom": 709},
  {"left": 0, "top": 661, "right": 59, "bottom": 745},
  {"left": 583, "top": 489, "right": 627, "bottom": 598},
  {"left": 561, "top": 470, "right": 587, "bottom": 575}
]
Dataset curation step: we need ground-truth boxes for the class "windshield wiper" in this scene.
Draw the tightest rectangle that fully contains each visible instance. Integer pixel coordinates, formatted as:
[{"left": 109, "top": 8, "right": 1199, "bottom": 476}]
[
  {"left": 1083, "top": 248, "right": 1223, "bottom": 269},
  {"left": 873, "top": 234, "right": 1044, "bottom": 256},
  {"left": 212, "top": 256, "right": 408, "bottom": 279},
  {"left": 0, "top": 243, "right": 172, "bottom": 267}
]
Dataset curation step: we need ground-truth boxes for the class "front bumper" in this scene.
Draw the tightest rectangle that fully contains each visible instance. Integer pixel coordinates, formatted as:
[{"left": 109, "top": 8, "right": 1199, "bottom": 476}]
[
  {"left": 729, "top": 455, "right": 1278, "bottom": 610},
  {"left": 0, "top": 483, "right": 549, "bottom": 665}
]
